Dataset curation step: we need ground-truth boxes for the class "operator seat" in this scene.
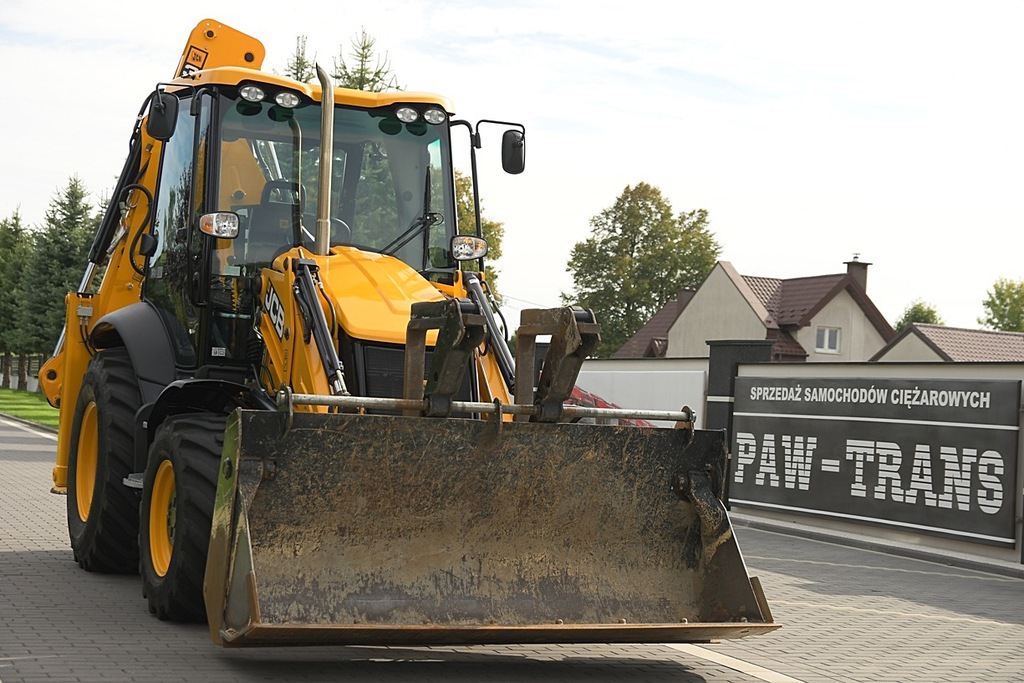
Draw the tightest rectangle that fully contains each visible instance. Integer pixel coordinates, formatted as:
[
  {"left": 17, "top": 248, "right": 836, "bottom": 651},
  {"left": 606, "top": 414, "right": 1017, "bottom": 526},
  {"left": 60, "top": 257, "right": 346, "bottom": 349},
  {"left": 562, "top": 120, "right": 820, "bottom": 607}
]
[{"left": 244, "top": 181, "right": 303, "bottom": 263}]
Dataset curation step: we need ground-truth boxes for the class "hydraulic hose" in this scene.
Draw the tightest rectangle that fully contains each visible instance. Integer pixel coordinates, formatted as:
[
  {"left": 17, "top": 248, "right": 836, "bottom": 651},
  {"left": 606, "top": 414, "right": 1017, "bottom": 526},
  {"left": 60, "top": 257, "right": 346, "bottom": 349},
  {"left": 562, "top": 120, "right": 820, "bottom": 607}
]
[{"left": 462, "top": 271, "right": 515, "bottom": 391}]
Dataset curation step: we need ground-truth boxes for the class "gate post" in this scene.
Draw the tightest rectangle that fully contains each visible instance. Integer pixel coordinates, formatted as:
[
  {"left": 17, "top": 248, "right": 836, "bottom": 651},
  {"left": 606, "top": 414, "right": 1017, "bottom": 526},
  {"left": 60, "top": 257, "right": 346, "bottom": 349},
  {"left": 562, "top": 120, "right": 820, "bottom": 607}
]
[{"left": 705, "top": 340, "right": 774, "bottom": 506}]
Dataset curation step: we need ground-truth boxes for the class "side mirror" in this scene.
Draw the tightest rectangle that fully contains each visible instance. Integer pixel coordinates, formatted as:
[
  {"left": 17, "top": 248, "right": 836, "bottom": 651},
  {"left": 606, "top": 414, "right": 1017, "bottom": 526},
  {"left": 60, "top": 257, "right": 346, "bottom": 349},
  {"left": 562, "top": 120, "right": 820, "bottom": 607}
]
[
  {"left": 146, "top": 91, "right": 179, "bottom": 141},
  {"left": 139, "top": 232, "right": 158, "bottom": 257},
  {"left": 501, "top": 129, "right": 525, "bottom": 175}
]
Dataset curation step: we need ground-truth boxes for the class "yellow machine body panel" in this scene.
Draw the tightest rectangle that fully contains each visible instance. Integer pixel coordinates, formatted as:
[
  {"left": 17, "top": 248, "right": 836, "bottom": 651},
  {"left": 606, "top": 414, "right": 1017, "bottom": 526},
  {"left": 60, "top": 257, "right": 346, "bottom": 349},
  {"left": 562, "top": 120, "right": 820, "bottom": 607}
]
[
  {"left": 256, "top": 260, "right": 334, "bottom": 404},
  {"left": 178, "top": 63, "right": 452, "bottom": 113},
  {"left": 318, "top": 247, "right": 446, "bottom": 344},
  {"left": 174, "top": 18, "right": 266, "bottom": 78}
]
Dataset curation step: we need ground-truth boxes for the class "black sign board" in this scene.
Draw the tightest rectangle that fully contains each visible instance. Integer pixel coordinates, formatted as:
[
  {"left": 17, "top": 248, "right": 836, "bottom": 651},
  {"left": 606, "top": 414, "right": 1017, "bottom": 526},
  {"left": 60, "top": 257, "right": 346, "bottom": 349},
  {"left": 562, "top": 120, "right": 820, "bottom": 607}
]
[{"left": 731, "top": 377, "right": 1020, "bottom": 546}]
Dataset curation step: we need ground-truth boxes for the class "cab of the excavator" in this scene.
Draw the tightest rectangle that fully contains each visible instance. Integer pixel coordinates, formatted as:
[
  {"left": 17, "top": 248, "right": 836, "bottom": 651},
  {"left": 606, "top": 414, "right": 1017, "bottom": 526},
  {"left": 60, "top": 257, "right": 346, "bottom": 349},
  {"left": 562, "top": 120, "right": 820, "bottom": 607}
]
[
  {"left": 209, "top": 84, "right": 459, "bottom": 273},
  {"left": 141, "top": 84, "right": 460, "bottom": 375}
]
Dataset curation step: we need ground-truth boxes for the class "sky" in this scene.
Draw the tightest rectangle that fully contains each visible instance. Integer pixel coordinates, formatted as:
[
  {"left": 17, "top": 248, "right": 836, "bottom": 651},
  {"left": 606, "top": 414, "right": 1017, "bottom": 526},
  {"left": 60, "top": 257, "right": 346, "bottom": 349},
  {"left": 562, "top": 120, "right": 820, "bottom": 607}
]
[{"left": 2, "top": 0, "right": 1023, "bottom": 331}]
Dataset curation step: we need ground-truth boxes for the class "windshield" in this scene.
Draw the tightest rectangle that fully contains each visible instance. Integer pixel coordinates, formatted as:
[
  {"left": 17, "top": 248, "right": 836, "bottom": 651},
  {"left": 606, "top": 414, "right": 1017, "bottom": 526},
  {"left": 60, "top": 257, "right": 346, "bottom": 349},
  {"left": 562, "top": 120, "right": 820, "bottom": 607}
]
[{"left": 213, "top": 88, "right": 456, "bottom": 271}]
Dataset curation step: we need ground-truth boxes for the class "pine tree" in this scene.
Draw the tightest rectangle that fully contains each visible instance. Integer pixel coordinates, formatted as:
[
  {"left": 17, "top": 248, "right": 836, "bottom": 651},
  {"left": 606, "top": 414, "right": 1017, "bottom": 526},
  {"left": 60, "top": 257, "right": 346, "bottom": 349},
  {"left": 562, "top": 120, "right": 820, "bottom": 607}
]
[
  {"left": 333, "top": 29, "right": 401, "bottom": 92},
  {"left": 0, "top": 210, "right": 29, "bottom": 388},
  {"left": 283, "top": 36, "right": 316, "bottom": 83},
  {"left": 14, "top": 178, "right": 97, "bottom": 356}
]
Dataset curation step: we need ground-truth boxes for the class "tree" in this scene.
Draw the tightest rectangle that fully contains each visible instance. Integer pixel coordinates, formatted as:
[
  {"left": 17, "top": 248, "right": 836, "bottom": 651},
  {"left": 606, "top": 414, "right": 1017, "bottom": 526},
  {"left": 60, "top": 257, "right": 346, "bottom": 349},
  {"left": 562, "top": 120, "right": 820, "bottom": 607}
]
[
  {"left": 0, "top": 210, "right": 29, "bottom": 388},
  {"left": 13, "top": 178, "right": 97, "bottom": 363},
  {"left": 333, "top": 28, "right": 401, "bottom": 92},
  {"left": 282, "top": 36, "right": 316, "bottom": 83},
  {"left": 282, "top": 30, "right": 401, "bottom": 91},
  {"left": 454, "top": 171, "right": 504, "bottom": 293},
  {"left": 564, "top": 182, "right": 721, "bottom": 357},
  {"left": 894, "top": 299, "right": 943, "bottom": 331},
  {"left": 979, "top": 278, "right": 1024, "bottom": 331}
]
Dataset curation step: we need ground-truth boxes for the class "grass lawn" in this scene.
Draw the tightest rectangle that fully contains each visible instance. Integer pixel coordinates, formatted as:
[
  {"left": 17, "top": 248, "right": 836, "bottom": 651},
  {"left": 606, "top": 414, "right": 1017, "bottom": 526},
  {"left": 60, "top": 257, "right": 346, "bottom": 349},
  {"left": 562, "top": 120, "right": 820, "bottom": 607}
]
[{"left": 0, "top": 387, "right": 60, "bottom": 429}]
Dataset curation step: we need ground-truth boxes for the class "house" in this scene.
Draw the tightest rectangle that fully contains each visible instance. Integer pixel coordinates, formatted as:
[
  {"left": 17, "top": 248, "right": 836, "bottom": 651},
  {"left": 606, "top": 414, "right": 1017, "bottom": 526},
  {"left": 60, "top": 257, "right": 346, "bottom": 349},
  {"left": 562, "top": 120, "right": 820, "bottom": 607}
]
[
  {"left": 612, "top": 289, "right": 694, "bottom": 358},
  {"left": 872, "top": 323, "right": 1024, "bottom": 362},
  {"left": 616, "top": 257, "right": 895, "bottom": 361}
]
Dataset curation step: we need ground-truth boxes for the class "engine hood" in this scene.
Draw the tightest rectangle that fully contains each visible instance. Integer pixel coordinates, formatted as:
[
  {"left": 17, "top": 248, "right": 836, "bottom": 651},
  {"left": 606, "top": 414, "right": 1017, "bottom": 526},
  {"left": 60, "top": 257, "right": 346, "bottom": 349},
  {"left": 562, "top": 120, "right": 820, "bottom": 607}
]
[{"left": 318, "top": 247, "right": 446, "bottom": 345}]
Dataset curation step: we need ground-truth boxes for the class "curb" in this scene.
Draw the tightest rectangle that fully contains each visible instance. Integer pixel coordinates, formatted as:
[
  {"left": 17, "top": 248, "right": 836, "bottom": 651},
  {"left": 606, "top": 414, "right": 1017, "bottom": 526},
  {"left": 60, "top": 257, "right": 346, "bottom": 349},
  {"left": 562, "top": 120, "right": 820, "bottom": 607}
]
[
  {"left": 730, "top": 511, "right": 1024, "bottom": 580},
  {"left": 0, "top": 412, "right": 58, "bottom": 434}
]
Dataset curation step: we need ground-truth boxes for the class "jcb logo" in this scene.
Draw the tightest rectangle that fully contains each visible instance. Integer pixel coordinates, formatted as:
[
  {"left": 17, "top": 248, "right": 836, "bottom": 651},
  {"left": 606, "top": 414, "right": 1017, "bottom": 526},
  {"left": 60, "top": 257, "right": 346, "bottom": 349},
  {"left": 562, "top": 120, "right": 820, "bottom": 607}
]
[
  {"left": 179, "top": 46, "right": 208, "bottom": 78},
  {"left": 264, "top": 284, "right": 285, "bottom": 339}
]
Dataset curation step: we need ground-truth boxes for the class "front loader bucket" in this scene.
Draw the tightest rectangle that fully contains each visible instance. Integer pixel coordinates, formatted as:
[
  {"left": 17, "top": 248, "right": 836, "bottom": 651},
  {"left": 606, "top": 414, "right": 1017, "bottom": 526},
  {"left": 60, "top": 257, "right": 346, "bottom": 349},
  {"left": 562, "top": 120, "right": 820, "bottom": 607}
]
[{"left": 204, "top": 409, "right": 777, "bottom": 647}]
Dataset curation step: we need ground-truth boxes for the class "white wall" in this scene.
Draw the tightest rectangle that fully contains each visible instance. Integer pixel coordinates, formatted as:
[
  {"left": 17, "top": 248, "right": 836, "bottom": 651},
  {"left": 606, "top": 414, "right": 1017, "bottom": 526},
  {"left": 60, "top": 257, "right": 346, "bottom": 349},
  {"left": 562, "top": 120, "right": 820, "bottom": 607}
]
[
  {"left": 577, "top": 357, "right": 709, "bottom": 427},
  {"left": 875, "top": 333, "right": 944, "bottom": 362},
  {"left": 794, "top": 289, "right": 889, "bottom": 362}
]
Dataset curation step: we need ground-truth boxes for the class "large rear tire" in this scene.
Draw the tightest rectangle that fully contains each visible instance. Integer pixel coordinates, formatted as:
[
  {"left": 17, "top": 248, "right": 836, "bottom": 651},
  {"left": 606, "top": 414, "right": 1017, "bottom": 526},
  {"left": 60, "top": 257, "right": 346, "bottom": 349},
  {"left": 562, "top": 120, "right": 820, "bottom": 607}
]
[
  {"left": 140, "top": 414, "right": 224, "bottom": 622},
  {"left": 66, "top": 348, "right": 141, "bottom": 573}
]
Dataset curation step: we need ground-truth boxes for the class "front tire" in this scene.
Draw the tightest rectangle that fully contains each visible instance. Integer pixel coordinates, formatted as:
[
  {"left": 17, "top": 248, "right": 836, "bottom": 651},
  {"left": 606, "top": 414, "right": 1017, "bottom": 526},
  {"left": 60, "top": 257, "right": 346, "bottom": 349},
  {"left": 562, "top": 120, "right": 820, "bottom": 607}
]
[
  {"left": 140, "top": 414, "right": 224, "bottom": 622},
  {"left": 66, "top": 348, "right": 141, "bottom": 573}
]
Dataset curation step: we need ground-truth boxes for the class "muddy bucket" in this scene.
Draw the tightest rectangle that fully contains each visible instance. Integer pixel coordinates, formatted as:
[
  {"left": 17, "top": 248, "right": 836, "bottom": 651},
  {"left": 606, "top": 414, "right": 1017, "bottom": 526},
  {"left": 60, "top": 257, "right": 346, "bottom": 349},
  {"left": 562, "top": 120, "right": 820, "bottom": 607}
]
[{"left": 204, "top": 409, "right": 777, "bottom": 646}]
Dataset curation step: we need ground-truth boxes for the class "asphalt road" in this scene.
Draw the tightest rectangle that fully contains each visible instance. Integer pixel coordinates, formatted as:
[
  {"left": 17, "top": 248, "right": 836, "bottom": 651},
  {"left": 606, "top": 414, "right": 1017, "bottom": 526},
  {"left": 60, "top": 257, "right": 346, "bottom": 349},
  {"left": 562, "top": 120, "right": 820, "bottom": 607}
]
[{"left": 2, "top": 415, "right": 1022, "bottom": 682}]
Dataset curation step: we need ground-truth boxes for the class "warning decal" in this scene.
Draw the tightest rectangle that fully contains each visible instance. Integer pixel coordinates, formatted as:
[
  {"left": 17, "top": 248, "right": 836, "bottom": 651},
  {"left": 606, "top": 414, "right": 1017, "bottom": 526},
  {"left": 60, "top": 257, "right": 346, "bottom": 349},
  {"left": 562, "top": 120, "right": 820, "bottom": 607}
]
[{"left": 180, "top": 46, "right": 209, "bottom": 77}]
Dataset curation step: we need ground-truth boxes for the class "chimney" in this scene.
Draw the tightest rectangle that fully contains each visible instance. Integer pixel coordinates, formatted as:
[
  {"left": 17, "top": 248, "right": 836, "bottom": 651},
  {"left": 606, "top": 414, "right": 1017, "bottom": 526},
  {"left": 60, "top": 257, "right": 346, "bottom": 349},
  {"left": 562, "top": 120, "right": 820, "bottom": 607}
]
[{"left": 844, "top": 254, "right": 870, "bottom": 291}]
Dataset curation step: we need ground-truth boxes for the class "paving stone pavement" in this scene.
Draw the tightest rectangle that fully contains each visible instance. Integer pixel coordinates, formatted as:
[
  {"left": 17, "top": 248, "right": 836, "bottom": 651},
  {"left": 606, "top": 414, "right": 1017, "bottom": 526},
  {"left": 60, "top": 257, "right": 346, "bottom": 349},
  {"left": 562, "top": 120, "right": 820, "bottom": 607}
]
[
  {"left": 712, "top": 529, "right": 1024, "bottom": 682},
  {"left": 2, "top": 415, "right": 1022, "bottom": 682}
]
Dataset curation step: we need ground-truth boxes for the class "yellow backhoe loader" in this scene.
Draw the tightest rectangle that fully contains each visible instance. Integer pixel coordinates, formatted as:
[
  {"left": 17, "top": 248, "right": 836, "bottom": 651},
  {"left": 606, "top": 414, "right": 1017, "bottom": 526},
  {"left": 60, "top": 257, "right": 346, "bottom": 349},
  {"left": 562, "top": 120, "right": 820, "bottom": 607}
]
[{"left": 39, "top": 19, "right": 777, "bottom": 647}]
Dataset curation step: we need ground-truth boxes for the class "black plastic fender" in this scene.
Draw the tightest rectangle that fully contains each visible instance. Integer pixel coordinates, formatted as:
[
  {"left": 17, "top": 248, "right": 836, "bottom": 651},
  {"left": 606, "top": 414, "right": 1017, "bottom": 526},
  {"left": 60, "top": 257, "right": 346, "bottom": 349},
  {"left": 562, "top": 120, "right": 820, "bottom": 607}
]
[
  {"left": 133, "top": 379, "right": 274, "bottom": 473},
  {"left": 89, "top": 302, "right": 178, "bottom": 404}
]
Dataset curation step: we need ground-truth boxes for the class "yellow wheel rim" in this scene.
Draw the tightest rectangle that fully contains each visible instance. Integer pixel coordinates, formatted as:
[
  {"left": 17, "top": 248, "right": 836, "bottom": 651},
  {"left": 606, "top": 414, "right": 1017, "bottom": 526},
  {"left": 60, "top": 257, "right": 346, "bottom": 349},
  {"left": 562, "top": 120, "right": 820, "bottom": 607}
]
[
  {"left": 149, "top": 460, "right": 176, "bottom": 577},
  {"left": 75, "top": 401, "right": 99, "bottom": 522}
]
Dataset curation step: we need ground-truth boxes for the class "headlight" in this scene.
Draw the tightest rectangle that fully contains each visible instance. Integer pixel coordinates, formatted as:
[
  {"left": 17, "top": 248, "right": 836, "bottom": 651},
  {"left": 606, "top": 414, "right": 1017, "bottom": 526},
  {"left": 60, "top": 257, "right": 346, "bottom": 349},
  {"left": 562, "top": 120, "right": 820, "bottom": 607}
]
[
  {"left": 240, "top": 85, "right": 266, "bottom": 102},
  {"left": 423, "top": 108, "right": 447, "bottom": 124},
  {"left": 275, "top": 91, "right": 301, "bottom": 108},
  {"left": 396, "top": 106, "right": 419, "bottom": 123},
  {"left": 199, "top": 212, "right": 240, "bottom": 238},
  {"left": 451, "top": 235, "right": 488, "bottom": 261}
]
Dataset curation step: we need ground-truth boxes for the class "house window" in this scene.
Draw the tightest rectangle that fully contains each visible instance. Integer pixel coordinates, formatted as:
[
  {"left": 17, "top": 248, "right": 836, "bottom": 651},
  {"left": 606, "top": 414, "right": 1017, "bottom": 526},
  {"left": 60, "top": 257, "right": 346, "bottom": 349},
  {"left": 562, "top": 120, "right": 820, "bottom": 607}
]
[{"left": 816, "top": 326, "right": 841, "bottom": 353}]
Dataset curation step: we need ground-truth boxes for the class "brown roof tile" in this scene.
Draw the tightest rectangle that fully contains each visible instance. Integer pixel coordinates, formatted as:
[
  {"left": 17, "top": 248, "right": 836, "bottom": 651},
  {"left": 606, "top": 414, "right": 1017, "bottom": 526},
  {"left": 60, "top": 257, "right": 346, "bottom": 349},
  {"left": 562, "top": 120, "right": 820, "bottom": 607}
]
[
  {"left": 613, "top": 290, "right": 694, "bottom": 358},
  {"left": 741, "top": 276, "right": 782, "bottom": 317},
  {"left": 741, "top": 270, "right": 891, "bottom": 339},
  {"left": 766, "top": 329, "right": 808, "bottom": 360},
  {"left": 742, "top": 273, "right": 848, "bottom": 326},
  {"left": 776, "top": 275, "right": 845, "bottom": 325},
  {"left": 902, "top": 324, "right": 1024, "bottom": 362}
]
